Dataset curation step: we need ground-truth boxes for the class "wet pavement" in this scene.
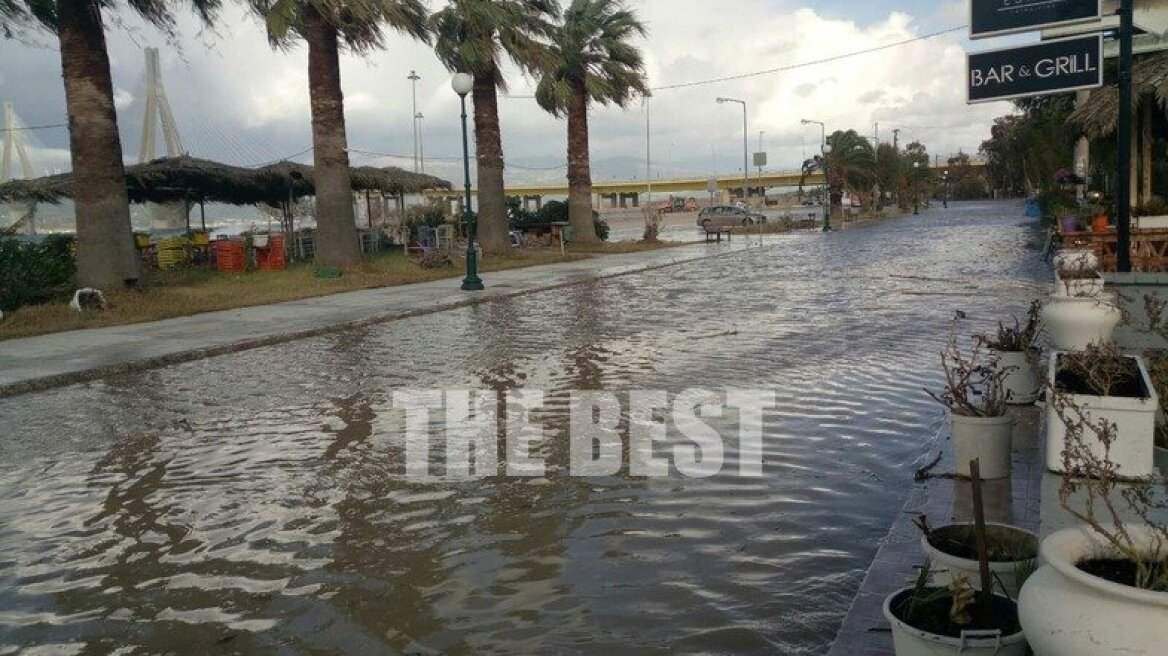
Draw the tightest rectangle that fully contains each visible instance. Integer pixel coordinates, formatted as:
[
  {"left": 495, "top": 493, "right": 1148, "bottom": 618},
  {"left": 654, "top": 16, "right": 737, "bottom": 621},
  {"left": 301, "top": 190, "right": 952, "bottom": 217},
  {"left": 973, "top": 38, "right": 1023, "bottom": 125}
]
[{"left": 0, "top": 201, "right": 1049, "bottom": 655}]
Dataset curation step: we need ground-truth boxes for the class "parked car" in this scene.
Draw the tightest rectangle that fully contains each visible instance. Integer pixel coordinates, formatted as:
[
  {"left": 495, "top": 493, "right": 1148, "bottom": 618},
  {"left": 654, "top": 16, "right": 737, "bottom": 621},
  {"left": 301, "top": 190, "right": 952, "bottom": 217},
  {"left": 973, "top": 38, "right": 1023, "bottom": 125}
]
[{"left": 697, "top": 205, "right": 766, "bottom": 230}]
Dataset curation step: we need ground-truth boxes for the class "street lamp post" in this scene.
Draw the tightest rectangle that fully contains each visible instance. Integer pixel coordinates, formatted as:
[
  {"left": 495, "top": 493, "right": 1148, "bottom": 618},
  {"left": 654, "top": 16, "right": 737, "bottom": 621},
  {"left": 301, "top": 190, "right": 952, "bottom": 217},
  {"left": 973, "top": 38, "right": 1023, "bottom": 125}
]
[
  {"left": 822, "top": 143, "right": 833, "bottom": 231},
  {"left": 717, "top": 97, "right": 748, "bottom": 207},
  {"left": 801, "top": 119, "right": 829, "bottom": 231},
  {"left": 408, "top": 70, "right": 421, "bottom": 173},
  {"left": 942, "top": 169, "right": 949, "bottom": 208},
  {"left": 911, "top": 159, "right": 920, "bottom": 214},
  {"left": 416, "top": 112, "right": 425, "bottom": 173},
  {"left": 452, "top": 73, "right": 483, "bottom": 291}
]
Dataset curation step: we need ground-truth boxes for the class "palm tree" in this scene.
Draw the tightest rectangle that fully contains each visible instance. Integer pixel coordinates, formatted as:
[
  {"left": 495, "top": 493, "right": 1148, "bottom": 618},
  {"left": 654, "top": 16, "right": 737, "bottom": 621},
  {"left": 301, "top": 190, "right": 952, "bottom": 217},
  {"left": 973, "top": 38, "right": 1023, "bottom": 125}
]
[
  {"left": 535, "top": 0, "right": 646, "bottom": 242},
  {"left": 249, "top": 0, "right": 428, "bottom": 267},
  {"left": 431, "top": 0, "right": 559, "bottom": 254},
  {"left": 2, "top": 1, "right": 220, "bottom": 289},
  {"left": 825, "top": 130, "right": 876, "bottom": 214}
]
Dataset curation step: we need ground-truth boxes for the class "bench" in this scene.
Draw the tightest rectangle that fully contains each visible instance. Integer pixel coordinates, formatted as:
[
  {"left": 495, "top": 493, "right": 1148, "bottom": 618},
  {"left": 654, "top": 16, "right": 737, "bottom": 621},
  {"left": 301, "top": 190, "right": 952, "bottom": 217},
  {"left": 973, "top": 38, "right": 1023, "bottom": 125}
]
[{"left": 703, "top": 224, "right": 732, "bottom": 242}]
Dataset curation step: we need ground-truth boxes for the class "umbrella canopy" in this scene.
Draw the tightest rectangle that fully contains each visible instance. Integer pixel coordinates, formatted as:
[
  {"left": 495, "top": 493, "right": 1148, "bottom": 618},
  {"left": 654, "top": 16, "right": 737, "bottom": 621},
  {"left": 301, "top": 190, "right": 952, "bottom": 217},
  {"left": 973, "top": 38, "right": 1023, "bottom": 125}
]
[
  {"left": 0, "top": 155, "right": 452, "bottom": 206},
  {"left": 1070, "top": 52, "right": 1168, "bottom": 138}
]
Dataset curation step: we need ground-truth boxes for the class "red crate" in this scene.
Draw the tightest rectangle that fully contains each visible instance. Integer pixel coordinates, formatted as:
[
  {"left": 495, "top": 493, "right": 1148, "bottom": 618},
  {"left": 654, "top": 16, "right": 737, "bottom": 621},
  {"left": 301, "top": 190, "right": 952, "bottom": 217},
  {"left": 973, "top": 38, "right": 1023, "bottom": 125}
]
[
  {"left": 215, "top": 239, "right": 246, "bottom": 273},
  {"left": 256, "top": 235, "right": 286, "bottom": 271}
]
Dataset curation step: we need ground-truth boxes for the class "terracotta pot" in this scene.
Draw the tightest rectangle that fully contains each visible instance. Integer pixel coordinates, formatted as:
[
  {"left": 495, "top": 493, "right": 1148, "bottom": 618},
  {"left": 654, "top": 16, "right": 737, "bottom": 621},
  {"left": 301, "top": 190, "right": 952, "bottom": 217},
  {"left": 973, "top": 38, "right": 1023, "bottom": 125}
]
[{"left": 1091, "top": 214, "right": 1109, "bottom": 232}]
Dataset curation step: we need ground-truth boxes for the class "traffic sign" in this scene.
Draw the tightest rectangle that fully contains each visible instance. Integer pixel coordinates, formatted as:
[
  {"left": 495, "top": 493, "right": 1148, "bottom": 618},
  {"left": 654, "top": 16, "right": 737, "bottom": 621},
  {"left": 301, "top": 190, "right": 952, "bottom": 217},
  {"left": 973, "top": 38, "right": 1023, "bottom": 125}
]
[
  {"left": 970, "top": 0, "right": 1101, "bottom": 39},
  {"left": 967, "top": 34, "right": 1103, "bottom": 104}
]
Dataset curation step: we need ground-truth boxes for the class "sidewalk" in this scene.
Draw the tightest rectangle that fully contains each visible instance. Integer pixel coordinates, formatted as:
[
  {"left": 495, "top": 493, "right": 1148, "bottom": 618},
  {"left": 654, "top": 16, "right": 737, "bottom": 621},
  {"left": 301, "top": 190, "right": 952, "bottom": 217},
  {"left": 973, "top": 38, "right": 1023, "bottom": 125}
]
[{"left": 0, "top": 241, "right": 749, "bottom": 398}]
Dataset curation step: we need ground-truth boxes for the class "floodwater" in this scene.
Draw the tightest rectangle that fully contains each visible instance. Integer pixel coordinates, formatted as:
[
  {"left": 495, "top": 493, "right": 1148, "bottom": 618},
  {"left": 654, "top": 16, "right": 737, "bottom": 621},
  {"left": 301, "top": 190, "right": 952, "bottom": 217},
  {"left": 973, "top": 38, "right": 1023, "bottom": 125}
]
[{"left": 0, "top": 202, "right": 1048, "bottom": 655}]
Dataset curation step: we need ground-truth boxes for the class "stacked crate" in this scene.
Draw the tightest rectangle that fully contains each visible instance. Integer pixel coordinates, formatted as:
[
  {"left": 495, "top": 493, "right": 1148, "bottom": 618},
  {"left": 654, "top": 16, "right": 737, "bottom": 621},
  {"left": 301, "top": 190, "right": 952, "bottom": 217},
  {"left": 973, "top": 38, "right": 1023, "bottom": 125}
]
[
  {"left": 157, "top": 236, "right": 188, "bottom": 269},
  {"left": 215, "top": 238, "right": 246, "bottom": 273},
  {"left": 256, "top": 234, "right": 286, "bottom": 270}
]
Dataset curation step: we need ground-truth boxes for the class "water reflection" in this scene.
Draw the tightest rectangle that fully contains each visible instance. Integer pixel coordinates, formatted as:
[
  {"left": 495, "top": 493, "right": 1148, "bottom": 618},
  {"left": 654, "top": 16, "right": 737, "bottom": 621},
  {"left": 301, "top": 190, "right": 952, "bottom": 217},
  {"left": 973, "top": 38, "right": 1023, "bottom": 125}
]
[{"left": 0, "top": 202, "right": 1049, "bottom": 654}]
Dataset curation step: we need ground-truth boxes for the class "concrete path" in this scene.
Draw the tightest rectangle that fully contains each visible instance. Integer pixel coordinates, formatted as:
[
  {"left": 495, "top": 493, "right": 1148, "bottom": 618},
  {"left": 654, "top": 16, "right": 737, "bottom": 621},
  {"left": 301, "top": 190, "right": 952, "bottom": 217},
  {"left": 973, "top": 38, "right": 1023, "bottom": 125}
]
[{"left": 0, "top": 241, "right": 752, "bottom": 398}]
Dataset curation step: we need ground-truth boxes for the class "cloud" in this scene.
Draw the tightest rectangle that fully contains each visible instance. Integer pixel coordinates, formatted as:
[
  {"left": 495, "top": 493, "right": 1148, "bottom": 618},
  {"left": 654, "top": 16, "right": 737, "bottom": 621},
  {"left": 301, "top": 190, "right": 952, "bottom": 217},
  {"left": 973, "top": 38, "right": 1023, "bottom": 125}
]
[{"left": 1, "top": 0, "right": 1015, "bottom": 188}]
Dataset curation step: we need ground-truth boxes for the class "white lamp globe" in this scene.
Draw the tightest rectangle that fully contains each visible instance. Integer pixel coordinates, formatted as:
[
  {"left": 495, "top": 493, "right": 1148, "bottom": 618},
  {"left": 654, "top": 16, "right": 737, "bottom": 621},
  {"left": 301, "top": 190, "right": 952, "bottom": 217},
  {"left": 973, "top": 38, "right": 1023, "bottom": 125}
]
[{"left": 451, "top": 73, "right": 473, "bottom": 96}]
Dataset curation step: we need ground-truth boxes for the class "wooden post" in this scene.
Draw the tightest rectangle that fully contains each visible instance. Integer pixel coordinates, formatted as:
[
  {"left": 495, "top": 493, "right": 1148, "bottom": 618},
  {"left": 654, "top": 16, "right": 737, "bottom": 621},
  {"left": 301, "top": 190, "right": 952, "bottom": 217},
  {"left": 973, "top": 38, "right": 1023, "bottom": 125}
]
[{"left": 970, "top": 458, "right": 994, "bottom": 613}]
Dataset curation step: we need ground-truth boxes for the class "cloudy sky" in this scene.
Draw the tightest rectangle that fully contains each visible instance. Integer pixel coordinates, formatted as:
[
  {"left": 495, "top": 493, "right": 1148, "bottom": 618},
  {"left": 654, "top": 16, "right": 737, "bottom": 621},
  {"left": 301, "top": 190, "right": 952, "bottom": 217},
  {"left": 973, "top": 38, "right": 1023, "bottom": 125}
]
[{"left": 1, "top": 0, "right": 1026, "bottom": 187}]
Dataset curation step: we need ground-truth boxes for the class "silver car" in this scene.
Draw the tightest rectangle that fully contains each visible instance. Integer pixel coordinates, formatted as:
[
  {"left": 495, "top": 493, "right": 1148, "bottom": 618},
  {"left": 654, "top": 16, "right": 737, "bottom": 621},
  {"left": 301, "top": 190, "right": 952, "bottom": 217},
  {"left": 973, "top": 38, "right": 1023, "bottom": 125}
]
[{"left": 697, "top": 205, "right": 766, "bottom": 230}]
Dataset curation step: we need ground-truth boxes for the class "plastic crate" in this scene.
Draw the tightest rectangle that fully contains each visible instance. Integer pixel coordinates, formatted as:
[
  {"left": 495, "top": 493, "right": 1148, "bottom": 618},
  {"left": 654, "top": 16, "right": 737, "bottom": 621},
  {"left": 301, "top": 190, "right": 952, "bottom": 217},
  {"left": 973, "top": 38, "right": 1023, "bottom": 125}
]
[{"left": 215, "top": 239, "right": 246, "bottom": 273}]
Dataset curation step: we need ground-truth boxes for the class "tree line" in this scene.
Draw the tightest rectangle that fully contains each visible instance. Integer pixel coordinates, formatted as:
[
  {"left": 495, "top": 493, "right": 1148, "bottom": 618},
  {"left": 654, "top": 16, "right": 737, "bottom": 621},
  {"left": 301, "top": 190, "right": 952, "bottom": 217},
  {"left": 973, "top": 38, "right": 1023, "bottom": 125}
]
[{"left": 0, "top": 0, "right": 647, "bottom": 289}]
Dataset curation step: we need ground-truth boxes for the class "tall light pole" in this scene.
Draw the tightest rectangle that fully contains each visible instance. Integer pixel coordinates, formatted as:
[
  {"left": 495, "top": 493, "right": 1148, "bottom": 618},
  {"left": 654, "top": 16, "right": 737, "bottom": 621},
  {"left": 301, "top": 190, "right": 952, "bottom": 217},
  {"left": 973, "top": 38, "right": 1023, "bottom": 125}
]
[
  {"left": 801, "top": 119, "right": 828, "bottom": 230},
  {"left": 408, "top": 70, "right": 421, "bottom": 173},
  {"left": 717, "top": 97, "right": 748, "bottom": 207},
  {"left": 452, "top": 73, "right": 483, "bottom": 291},
  {"left": 416, "top": 112, "right": 425, "bottom": 173}
]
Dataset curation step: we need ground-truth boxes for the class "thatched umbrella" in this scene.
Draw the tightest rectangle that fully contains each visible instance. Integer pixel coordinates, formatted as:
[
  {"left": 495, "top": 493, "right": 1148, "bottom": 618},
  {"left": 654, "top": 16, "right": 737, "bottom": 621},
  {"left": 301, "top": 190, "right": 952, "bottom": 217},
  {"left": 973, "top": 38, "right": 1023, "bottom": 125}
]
[
  {"left": 0, "top": 156, "right": 452, "bottom": 206},
  {"left": 1069, "top": 52, "right": 1168, "bottom": 138}
]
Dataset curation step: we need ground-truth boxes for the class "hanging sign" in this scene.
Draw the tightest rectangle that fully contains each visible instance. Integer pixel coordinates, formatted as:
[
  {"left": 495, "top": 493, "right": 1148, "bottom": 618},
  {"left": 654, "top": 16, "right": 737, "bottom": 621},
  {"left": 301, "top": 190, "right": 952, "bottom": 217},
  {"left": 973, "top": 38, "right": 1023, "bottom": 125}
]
[
  {"left": 967, "top": 34, "right": 1103, "bottom": 104},
  {"left": 970, "top": 0, "right": 1102, "bottom": 39}
]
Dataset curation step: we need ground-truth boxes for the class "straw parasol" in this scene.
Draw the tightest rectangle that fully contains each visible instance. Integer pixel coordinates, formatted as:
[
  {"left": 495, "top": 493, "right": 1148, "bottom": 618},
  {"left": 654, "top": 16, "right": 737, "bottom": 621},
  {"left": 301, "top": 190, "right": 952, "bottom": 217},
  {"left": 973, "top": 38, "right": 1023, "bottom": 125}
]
[
  {"left": 0, "top": 155, "right": 452, "bottom": 206},
  {"left": 1070, "top": 52, "right": 1168, "bottom": 138}
]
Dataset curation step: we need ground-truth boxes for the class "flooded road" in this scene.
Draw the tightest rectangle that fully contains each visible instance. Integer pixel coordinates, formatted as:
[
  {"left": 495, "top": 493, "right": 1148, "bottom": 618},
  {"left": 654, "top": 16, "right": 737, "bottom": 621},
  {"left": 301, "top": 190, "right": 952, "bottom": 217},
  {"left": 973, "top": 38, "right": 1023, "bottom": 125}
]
[{"left": 0, "top": 202, "right": 1047, "bottom": 655}]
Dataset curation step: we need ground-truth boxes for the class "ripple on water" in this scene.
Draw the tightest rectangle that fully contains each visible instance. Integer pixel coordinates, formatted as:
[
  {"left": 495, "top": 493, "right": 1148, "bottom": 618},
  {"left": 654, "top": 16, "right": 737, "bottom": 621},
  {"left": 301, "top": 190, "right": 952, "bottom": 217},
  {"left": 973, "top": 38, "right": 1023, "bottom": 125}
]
[{"left": 0, "top": 202, "right": 1048, "bottom": 654}]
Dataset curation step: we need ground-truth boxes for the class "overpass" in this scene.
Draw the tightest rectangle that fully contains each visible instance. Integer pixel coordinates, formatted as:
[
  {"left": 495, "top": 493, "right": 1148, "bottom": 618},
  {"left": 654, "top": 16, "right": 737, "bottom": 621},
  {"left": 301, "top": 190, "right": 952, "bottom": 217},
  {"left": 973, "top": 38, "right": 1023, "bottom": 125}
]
[{"left": 425, "top": 161, "right": 985, "bottom": 209}]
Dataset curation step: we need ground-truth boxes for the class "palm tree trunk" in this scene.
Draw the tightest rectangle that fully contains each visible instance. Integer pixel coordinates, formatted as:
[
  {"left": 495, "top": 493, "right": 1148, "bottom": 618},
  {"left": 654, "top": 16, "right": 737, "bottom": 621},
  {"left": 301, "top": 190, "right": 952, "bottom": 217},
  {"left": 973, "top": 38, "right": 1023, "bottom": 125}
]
[
  {"left": 567, "top": 81, "right": 597, "bottom": 242},
  {"left": 472, "top": 66, "right": 509, "bottom": 254},
  {"left": 57, "top": 0, "right": 139, "bottom": 289},
  {"left": 305, "top": 5, "right": 360, "bottom": 267}
]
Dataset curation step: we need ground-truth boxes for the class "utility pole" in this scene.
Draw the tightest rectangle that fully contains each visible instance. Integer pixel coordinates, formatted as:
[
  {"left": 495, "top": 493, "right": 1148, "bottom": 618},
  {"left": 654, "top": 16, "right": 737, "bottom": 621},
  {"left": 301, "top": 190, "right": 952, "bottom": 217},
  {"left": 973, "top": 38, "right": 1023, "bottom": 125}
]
[
  {"left": 1117, "top": 0, "right": 1134, "bottom": 272},
  {"left": 757, "top": 130, "right": 765, "bottom": 177},
  {"left": 408, "top": 70, "right": 420, "bottom": 173},
  {"left": 892, "top": 128, "right": 900, "bottom": 151},
  {"left": 874, "top": 122, "right": 879, "bottom": 146}
]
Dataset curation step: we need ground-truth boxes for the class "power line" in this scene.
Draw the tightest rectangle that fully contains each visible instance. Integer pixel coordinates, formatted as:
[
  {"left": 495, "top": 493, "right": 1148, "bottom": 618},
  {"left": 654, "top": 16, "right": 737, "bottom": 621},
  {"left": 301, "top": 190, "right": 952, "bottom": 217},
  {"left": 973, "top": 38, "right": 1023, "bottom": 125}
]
[
  {"left": 502, "top": 24, "right": 967, "bottom": 99},
  {"left": 652, "top": 25, "right": 967, "bottom": 91}
]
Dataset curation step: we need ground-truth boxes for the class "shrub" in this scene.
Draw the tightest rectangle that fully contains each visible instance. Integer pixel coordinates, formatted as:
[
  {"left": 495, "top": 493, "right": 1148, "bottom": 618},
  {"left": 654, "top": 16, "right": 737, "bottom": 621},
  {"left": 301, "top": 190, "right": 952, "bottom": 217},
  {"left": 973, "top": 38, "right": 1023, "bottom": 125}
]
[{"left": 0, "top": 234, "right": 77, "bottom": 312}]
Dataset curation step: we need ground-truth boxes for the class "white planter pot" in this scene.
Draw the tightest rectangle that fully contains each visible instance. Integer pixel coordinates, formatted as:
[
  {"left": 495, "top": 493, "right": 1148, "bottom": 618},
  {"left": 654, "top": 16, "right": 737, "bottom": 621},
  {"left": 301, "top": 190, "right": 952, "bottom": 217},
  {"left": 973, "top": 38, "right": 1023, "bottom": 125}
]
[
  {"left": 994, "top": 350, "right": 1039, "bottom": 405},
  {"left": 1053, "top": 273, "right": 1105, "bottom": 299},
  {"left": 922, "top": 523, "right": 1039, "bottom": 599},
  {"left": 1041, "top": 298, "right": 1122, "bottom": 351},
  {"left": 253, "top": 234, "right": 269, "bottom": 248},
  {"left": 951, "top": 413, "right": 1014, "bottom": 479},
  {"left": 1019, "top": 526, "right": 1168, "bottom": 655},
  {"left": 1053, "top": 249, "right": 1099, "bottom": 272},
  {"left": 1045, "top": 352, "right": 1158, "bottom": 477},
  {"left": 884, "top": 588, "right": 1028, "bottom": 656}
]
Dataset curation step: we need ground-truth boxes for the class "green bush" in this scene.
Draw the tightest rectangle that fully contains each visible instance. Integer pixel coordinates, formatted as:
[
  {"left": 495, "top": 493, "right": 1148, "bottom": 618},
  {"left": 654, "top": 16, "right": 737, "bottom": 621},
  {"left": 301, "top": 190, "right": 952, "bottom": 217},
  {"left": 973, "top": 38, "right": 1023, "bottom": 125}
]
[
  {"left": 516, "top": 200, "right": 609, "bottom": 240},
  {"left": 0, "top": 234, "right": 77, "bottom": 312}
]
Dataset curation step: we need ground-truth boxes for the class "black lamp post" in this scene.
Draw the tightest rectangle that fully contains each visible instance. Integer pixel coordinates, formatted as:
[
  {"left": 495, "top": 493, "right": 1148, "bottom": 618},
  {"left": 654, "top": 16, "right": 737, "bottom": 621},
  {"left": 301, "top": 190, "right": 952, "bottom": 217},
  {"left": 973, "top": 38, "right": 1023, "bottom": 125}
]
[
  {"left": 942, "top": 169, "right": 949, "bottom": 209},
  {"left": 822, "top": 142, "right": 833, "bottom": 231},
  {"left": 452, "top": 73, "right": 483, "bottom": 292},
  {"left": 912, "top": 161, "right": 921, "bottom": 215}
]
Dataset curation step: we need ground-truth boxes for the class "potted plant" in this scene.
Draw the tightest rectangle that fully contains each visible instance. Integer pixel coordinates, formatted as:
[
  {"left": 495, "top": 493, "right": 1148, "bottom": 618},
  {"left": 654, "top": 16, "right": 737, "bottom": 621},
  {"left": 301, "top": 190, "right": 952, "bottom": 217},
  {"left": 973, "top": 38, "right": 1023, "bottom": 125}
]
[
  {"left": 885, "top": 562, "right": 1028, "bottom": 655},
  {"left": 915, "top": 516, "right": 1038, "bottom": 599},
  {"left": 1018, "top": 405, "right": 1168, "bottom": 655},
  {"left": 1042, "top": 295, "right": 1122, "bottom": 351},
  {"left": 1046, "top": 342, "right": 1158, "bottom": 478},
  {"left": 976, "top": 302, "right": 1042, "bottom": 405},
  {"left": 926, "top": 330, "right": 1014, "bottom": 480},
  {"left": 1054, "top": 258, "right": 1106, "bottom": 299},
  {"left": 1052, "top": 248, "right": 1099, "bottom": 272}
]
